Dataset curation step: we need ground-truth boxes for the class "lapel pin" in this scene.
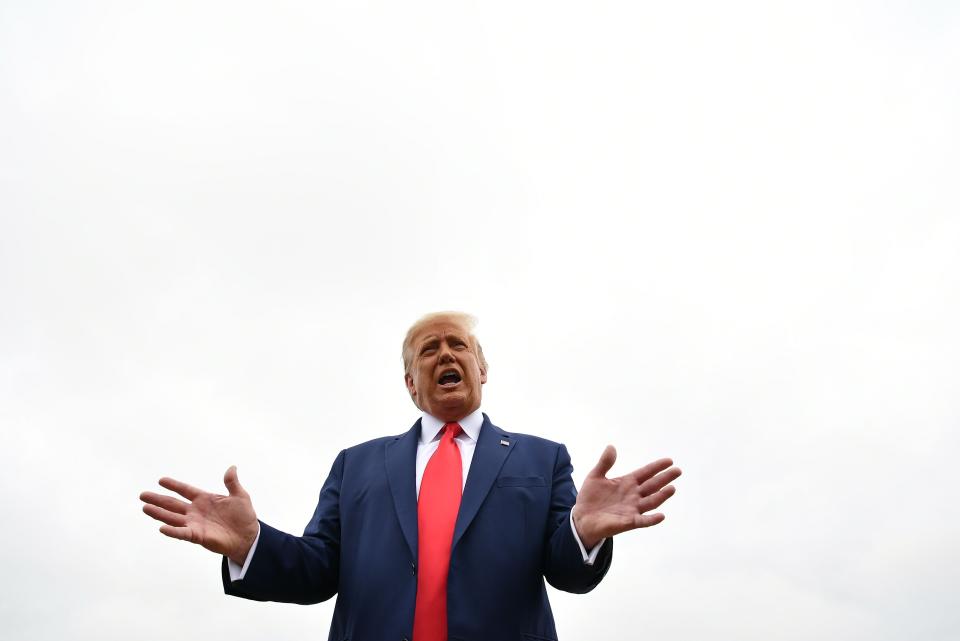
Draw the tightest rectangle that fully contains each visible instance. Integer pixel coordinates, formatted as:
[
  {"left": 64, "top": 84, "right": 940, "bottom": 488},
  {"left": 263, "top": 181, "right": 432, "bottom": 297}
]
[{"left": 500, "top": 439, "right": 510, "bottom": 446}]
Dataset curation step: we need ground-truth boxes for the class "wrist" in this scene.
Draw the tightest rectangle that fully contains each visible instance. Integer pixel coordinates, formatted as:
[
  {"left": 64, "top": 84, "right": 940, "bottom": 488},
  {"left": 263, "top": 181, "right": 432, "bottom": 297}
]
[
  {"left": 229, "top": 524, "right": 258, "bottom": 565},
  {"left": 572, "top": 509, "right": 601, "bottom": 549}
]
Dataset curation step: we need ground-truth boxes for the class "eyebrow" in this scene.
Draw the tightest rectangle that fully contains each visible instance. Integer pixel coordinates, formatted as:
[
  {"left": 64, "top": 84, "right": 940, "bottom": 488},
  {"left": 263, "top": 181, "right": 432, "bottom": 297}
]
[{"left": 419, "top": 334, "right": 467, "bottom": 346}]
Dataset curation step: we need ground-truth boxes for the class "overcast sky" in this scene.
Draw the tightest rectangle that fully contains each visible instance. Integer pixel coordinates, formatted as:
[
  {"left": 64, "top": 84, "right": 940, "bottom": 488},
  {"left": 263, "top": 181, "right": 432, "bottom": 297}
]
[{"left": 1, "top": 1, "right": 958, "bottom": 640}]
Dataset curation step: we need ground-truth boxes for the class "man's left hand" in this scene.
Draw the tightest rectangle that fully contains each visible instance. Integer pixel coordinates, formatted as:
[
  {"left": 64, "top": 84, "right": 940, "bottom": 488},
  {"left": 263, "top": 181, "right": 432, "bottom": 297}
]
[{"left": 572, "top": 446, "right": 681, "bottom": 549}]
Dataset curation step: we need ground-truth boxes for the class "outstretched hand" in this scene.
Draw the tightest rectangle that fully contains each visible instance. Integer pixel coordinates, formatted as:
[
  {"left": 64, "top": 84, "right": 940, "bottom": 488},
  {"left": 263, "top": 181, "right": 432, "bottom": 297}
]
[
  {"left": 572, "top": 446, "right": 681, "bottom": 549},
  {"left": 139, "top": 465, "right": 259, "bottom": 565}
]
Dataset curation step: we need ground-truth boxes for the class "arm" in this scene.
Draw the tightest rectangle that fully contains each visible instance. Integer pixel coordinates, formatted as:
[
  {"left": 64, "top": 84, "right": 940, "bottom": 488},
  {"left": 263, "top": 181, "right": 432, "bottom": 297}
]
[
  {"left": 223, "top": 450, "right": 345, "bottom": 604},
  {"left": 542, "top": 444, "right": 614, "bottom": 594},
  {"left": 140, "top": 465, "right": 259, "bottom": 564},
  {"left": 571, "top": 446, "right": 681, "bottom": 549},
  {"left": 543, "top": 444, "right": 681, "bottom": 593}
]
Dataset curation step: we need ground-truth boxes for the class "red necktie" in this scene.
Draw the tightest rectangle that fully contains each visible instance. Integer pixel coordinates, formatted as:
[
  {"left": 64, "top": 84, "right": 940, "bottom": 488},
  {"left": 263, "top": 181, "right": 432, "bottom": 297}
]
[{"left": 413, "top": 422, "right": 463, "bottom": 641}]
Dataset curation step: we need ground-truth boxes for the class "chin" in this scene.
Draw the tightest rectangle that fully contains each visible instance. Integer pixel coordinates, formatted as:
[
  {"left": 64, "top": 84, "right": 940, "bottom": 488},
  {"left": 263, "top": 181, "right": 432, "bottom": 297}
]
[
  {"left": 430, "top": 397, "right": 472, "bottom": 418},
  {"left": 434, "top": 389, "right": 466, "bottom": 403}
]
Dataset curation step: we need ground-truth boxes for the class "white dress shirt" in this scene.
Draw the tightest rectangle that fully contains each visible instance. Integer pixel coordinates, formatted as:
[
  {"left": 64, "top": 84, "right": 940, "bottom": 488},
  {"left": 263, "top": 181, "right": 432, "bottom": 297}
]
[{"left": 228, "top": 408, "right": 605, "bottom": 581}]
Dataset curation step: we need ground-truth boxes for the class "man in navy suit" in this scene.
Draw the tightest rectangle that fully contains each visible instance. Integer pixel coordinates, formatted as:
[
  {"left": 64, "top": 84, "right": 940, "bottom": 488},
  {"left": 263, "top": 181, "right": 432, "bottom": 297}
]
[{"left": 140, "top": 312, "right": 681, "bottom": 641}]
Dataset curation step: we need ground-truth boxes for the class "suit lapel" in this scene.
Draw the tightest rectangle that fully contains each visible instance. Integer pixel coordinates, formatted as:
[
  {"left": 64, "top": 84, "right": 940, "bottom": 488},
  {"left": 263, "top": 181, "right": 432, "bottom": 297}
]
[
  {"left": 452, "top": 414, "right": 513, "bottom": 552},
  {"left": 385, "top": 419, "right": 421, "bottom": 561}
]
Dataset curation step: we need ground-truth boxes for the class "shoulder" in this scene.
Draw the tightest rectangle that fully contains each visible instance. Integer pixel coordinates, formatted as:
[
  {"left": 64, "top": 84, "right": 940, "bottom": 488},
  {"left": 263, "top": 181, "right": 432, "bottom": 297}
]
[
  {"left": 485, "top": 415, "right": 560, "bottom": 447},
  {"left": 485, "top": 416, "right": 568, "bottom": 462},
  {"left": 333, "top": 420, "right": 419, "bottom": 470},
  {"left": 344, "top": 433, "right": 403, "bottom": 453},
  {"left": 343, "top": 418, "right": 420, "bottom": 452},
  {"left": 502, "top": 430, "right": 564, "bottom": 451},
  {"left": 485, "top": 418, "right": 577, "bottom": 479}
]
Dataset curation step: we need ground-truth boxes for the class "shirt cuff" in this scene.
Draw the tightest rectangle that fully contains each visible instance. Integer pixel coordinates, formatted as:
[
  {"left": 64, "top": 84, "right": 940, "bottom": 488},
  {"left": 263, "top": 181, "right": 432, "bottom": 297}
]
[
  {"left": 226, "top": 523, "right": 261, "bottom": 581},
  {"left": 570, "top": 509, "right": 606, "bottom": 565}
]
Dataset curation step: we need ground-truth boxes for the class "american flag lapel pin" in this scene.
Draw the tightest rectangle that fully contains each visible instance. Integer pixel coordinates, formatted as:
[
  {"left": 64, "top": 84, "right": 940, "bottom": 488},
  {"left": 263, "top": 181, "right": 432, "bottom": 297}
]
[{"left": 500, "top": 439, "right": 510, "bottom": 446}]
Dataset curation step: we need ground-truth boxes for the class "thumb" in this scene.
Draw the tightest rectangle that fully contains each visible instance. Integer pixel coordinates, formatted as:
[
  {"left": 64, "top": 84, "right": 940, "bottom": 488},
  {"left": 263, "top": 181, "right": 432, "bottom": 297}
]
[
  {"left": 224, "top": 465, "right": 248, "bottom": 498},
  {"left": 588, "top": 445, "right": 617, "bottom": 479}
]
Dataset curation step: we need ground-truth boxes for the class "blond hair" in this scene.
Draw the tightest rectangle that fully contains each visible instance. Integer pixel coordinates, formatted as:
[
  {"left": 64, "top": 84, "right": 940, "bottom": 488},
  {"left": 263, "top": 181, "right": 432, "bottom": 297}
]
[{"left": 402, "top": 311, "right": 488, "bottom": 374}]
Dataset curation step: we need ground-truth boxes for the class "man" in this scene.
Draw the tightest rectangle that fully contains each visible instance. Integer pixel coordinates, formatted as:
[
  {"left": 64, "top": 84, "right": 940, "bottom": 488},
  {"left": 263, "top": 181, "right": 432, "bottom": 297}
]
[{"left": 140, "top": 312, "right": 681, "bottom": 641}]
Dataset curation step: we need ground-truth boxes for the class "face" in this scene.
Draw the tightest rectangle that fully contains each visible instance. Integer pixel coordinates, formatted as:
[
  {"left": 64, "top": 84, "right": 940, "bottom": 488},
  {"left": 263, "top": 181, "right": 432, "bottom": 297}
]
[{"left": 404, "top": 319, "right": 487, "bottom": 422}]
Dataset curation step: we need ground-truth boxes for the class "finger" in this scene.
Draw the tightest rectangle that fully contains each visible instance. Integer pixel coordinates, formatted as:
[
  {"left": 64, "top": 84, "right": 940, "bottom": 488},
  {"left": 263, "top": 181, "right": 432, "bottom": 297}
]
[
  {"left": 638, "top": 485, "right": 676, "bottom": 513},
  {"left": 628, "top": 458, "right": 674, "bottom": 485},
  {"left": 634, "top": 512, "right": 665, "bottom": 528},
  {"left": 587, "top": 445, "right": 617, "bottom": 479},
  {"left": 639, "top": 467, "right": 682, "bottom": 497},
  {"left": 223, "top": 465, "right": 248, "bottom": 499},
  {"left": 143, "top": 504, "right": 188, "bottom": 527},
  {"left": 158, "top": 525, "right": 198, "bottom": 543},
  {"left": 158, "top": 477, "right": 203, "bottom": 501},
  {"left": 139, "top": 491, "right": 189, "bottom": 514}
]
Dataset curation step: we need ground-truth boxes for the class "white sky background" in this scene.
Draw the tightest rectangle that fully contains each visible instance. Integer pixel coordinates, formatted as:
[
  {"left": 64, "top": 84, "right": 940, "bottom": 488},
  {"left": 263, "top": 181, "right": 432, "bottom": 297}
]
[{"left": 1, "top": 1, "right": 958, "bottom": 639}]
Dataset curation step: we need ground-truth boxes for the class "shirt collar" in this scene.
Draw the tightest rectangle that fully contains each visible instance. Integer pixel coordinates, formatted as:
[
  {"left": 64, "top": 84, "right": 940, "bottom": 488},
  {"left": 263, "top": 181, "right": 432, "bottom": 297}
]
[{"left": 420, "top": 407, "right": 484, "bottom": 444}]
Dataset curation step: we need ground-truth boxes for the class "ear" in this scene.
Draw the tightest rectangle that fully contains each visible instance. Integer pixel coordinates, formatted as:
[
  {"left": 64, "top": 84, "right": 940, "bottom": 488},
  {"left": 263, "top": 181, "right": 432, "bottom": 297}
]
[
  {"left": 475, "top": 340, "right": 488, "bottom": 385},
  {"left": 404, "top": 372, "right": 417, "bottom": 398}
]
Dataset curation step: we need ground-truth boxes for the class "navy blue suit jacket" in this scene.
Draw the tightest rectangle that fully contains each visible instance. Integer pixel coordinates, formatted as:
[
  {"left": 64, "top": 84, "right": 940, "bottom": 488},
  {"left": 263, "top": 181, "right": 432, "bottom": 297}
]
[{"left": 222, "top": 414, "right": 613, "bottom": 641}]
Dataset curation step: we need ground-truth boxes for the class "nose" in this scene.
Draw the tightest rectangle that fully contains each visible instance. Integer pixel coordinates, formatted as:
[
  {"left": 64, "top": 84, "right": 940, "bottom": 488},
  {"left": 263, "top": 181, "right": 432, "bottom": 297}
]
[{"left": 438, "top": 343, "right": 456, "bottom": 364}]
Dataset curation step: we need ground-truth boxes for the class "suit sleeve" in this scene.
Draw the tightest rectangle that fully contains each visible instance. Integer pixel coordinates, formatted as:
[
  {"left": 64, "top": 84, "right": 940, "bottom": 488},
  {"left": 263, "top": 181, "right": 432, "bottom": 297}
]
[
  {"left": 542, "top": 443, "right": 613, "bottom": 593},
  {"left": 221, "top": 450, "right": 345, "bottom": 605}
]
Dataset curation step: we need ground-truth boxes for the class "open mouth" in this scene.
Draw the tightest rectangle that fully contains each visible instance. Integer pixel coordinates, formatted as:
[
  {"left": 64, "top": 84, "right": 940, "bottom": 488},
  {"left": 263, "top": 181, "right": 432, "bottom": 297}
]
[{"left": 437, "top": 369, "right": 462, "bottom": 387}]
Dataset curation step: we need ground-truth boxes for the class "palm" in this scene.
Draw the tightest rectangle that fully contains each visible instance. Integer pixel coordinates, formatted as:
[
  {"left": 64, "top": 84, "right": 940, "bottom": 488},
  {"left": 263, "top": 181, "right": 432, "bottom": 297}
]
[
  {"left": 573, "top": 447, "right": 681, "bottom": 548},
  {"left": 179, "top": 490, "right": 255, "bottom": 553},
  {"left": 577, "top": 475, "right": 648, "bottom": 535},
  {"left": 140, "top": 466, "right": 259, "bottom": 563}
]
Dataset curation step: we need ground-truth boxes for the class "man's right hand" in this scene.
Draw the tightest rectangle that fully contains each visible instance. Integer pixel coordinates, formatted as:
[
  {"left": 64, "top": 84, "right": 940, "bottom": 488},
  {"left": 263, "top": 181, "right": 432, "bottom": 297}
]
[{"left": 140, "top": 465, "right": 259, "bottom": 565}]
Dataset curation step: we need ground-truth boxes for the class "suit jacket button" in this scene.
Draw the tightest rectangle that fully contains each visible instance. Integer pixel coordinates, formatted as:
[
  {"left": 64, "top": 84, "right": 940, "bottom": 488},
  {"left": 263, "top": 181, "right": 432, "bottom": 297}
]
[{"left": 410, "top": 562, "right": 416, "bottom": 575}]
